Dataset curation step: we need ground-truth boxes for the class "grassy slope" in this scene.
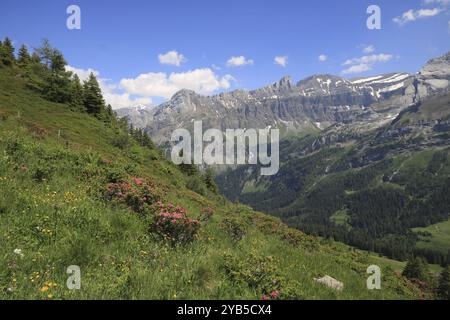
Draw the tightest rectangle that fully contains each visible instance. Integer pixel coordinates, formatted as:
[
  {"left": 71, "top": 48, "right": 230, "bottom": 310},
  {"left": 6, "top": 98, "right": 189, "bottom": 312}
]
[
  {"left": 0, "top": 67, "right": 423, "bottom": 300},
  {"left": 414, "top": 219, "right": 450, "bottom": 254}
]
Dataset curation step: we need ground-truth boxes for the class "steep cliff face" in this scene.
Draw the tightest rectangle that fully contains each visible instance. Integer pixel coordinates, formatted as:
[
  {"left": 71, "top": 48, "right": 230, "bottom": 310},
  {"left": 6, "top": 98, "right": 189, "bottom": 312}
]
[{"left": 415, "top": 52, "right": 450, "bottom": 100}]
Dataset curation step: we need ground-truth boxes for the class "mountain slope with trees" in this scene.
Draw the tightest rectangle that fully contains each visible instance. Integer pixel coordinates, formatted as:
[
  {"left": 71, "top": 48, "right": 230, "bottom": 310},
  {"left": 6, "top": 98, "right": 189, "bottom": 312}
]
[
  {"left": 0, "top": 38, "right": 431, "bottom": 300},
  {"left": 217, "top": 91, "right": 450, "bottom": 265}
]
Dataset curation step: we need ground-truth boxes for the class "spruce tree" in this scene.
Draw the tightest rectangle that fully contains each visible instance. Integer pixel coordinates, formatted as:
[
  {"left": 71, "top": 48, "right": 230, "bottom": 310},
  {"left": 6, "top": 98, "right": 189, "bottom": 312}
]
[
  {"left": 402, "top": 256, "right": 429, "bottom": 281},
  {"left": 69, "top": 74, "right": 85, "bottom": 112},
  {"left": 44, "top": 54, "right": 72, "bottom": 103},
  {"left": 50, "top": 49, "right": 67, "bottom": 73},
  {"left": 0, "top": 41, "right": 3, "bottom": 66},
  {"left": 83, "top": 72, "right": 105, "bottom": 115},
  {"left": 17, "top": 44, "right": 31, "bottom": 69},
  {"left": 204, "top": 169, "right": 218, "bottom": 194},
  {"left": 437, "top": 266, "right": 450, "bottom": 300},
  {"left": 1, "top": 37, "right": 15, "bottom": 66}
]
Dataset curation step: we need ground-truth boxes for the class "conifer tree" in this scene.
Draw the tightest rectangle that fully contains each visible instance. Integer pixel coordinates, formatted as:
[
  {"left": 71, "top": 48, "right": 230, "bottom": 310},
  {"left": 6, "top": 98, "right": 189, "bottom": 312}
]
[
  {"left": 0, "top": 41, "right": 3, "bottom": 66},
  {"left": 204, "top": 169, "right": 218, "bottom": 194},
  {"left": 83, "top": 72, "right": 105, "bottom": 115},
  {"left": 69, "top": 74, "right": 85, "bottom": 112},
  {"left": 402, "top": 256, "right": 429, "bottom": 281},
  {"left": 437, "top": 266, "right": 450, "bottom": 300},
  {"left": 50, "top": 49, "right": 67, "bottom": 73},
  {"left": 17, "top": 44, "right": 31, "bottom": 69},
  {"left": 0, "top": 37, "right": 15, "bottom": 66},
  {"left": 35, "top": 38, "right": 54, "bottom": 67}
]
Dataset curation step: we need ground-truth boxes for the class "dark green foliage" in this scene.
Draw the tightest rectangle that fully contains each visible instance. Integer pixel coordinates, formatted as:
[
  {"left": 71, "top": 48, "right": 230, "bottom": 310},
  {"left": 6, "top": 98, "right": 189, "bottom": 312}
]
[
  {"left": 186, "top": 176, "right": 207, "bottom": 196},
  {"left": 35, "top": 40, "right": 73, "bottom": 104},
  {"left": 112, "top": 133, "right": 132, "bottom": 150},
  {"left": 130, "top": 127, "right": 155, "bottom": 150},
  {"left": 43, "top": 71, "right": 73, "bottom": 103},
  {"left": 69, "top": 74, "right": 85, "bottom": 112},
  {"left": 34, "top": 38, "right": 54, "bottom": 68},
  {"left": 83, "top": 72, "right": 105, "bottom": 115},
  {"left": 17, "top": 45, "right": 31, "bottom": 69},
  {"left": 427, "top": 151, "right": 448, "bottom": 175},
  {"left": 0, "top": 37, "right": 15, "bottom": 66},
  {"left": 203, "top": 169, "right": 218, "bottom": 194},
  {"left": 177, "top": 150, "right": 198, "bottom": 176},
  {"left": 402, "top": 256, "right": 429, "bottom": 282},
  {"left": 437, "top": 266, "right": 450, "bottom": 300},
  {"left": 218, "top": 138, "right": 450, "bottom": 264}
]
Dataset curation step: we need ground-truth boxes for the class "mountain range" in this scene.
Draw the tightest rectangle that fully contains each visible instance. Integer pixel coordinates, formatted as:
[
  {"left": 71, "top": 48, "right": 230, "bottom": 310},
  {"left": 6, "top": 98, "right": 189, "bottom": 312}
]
[
  {"left": 119, "top": 52, "right": 450, "bottom": 263},
  {"left": 117, "top": 52, "right": 450, "bottom": 144}
]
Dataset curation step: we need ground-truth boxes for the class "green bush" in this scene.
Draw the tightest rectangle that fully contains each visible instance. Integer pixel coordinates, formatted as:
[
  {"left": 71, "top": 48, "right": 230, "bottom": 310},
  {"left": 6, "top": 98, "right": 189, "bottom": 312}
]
[
  {"left": 186, "top": 176, "right": 207, "bottom": 196},
  {"left": 112, "top": 134, "right": 131, "bottom": 150},
  {"left": 223, "top": 252, "right": 302, "bottom": 300},
  {"left": 221, "top": 217, "right": 246, "bottom": 242}
]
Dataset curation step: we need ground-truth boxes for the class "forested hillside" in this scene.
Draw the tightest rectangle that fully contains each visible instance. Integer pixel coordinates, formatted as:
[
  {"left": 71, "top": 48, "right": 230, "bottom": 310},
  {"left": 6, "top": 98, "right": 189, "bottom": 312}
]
[{"left": 217, "top": 93, "right": 450, "bottom": 265}]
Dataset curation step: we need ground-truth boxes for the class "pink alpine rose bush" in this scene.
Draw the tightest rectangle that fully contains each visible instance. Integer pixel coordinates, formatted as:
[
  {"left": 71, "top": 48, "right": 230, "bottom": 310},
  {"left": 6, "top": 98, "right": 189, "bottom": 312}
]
[
  {"left": 104, "top": 177, "right": 165, "bottom": 214},
  {"left": 151, "top": 202, "right": 201, "bottom": 245}
]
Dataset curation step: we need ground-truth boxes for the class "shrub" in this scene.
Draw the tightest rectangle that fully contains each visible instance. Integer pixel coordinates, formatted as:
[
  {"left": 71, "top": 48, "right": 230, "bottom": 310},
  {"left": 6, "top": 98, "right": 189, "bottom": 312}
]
[
  {"left": 105, "top": 177, "right": 164, "bottom": 214},
  {"left": 186, "top": 176, "right": 207, "bottom": 196},
  {"left": 151, "top": 202, "right": 200, "bottom": 245},
  {"left": 402, "top": 256, "right": 430, "bottom": 282},
  {"left": 223, "top": 252, "right": 302, "bottom": 300},
  {"left": 221, "top": 217, "right": 246, "bottom": 242},
  {"left": 33, "top": 164, "right": 52, "bottom": 182},
  {"left": 112, "top": 134, "right": 131, "bottom": 149},
  {"left": 200, "top": 207, "right": 214, "bottom": 222}
]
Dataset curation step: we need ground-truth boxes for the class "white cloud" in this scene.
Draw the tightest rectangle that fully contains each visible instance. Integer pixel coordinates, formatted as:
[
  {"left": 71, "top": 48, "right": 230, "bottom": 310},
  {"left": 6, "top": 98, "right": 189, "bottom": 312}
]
[
  {"left": 341, "top": 54, "right": 393, "bottom": 75},
  {"left": 363, "top": 45, "right": 375, "bottom": 54},
  {"left": 343, "top": 54, "right": 393, "bottom": 66},
  {"left": 67, "top": 66, "right": 236, "bottom": 108},
  {"left": 65, "top": 65, "right": 100, "bottom": 81},
  {"left": 318, "top": 54, "right": 328, "bottom": 62},
  {"left": 342, "top": 64, "right": 372, "bottom": 75},
  {"left": 158, "top": 50, "right": 187, "bottom": 67},
  {"left": 67, "top": 65, "right": 152, "bottom": 109},
  {"left": 274, "top": 56, "right": 288, "bottom": 67},
  {"left": 120, "top": 68, "right": 235, "bottom": 99},
  {"left": 393, "top": 8, "right": 442, "bottom": 25},
  {"left": 226, "top": 56, "right": 254, "bottom": 67},
  {"left": 103, "top": 92, "right": 152, "bottom": 110}
]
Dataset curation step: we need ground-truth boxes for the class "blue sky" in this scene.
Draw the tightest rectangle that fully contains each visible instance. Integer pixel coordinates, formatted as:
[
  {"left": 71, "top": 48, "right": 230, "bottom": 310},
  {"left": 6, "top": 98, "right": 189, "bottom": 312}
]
[{"left": 1, "top": 0, "right": 449, "bottom": 108}]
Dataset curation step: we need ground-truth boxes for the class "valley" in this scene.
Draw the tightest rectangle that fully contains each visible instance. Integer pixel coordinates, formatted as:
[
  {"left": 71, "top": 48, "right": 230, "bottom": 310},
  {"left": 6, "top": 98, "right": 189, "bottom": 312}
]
[{"left": 121, "top": 52, "right": 450, "bottom": 266}]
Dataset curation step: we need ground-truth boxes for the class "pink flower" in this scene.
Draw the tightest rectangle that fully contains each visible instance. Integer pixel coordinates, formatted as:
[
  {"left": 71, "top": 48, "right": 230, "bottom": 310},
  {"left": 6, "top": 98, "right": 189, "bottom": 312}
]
[
  {"left": 270, "top": 290, "right": 279, "bottom": 299},
  {"left": 261, "top": 295, "right": 268, "bottom": 300},
  {"left": 133, "top": 178, "right": 143, "bottom": 185}
]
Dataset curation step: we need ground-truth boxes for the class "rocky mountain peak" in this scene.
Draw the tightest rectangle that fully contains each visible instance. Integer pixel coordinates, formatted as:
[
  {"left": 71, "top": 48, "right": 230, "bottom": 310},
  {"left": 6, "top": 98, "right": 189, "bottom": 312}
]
[
  {"left": 171, "top": 89, "right": 198, "bottom": 100},
  {"left": 416, "top": 51, "right": 450, "bottom": 99},
  {"left": 273, "top": 76, "right": 293, "bottom": 90}
]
